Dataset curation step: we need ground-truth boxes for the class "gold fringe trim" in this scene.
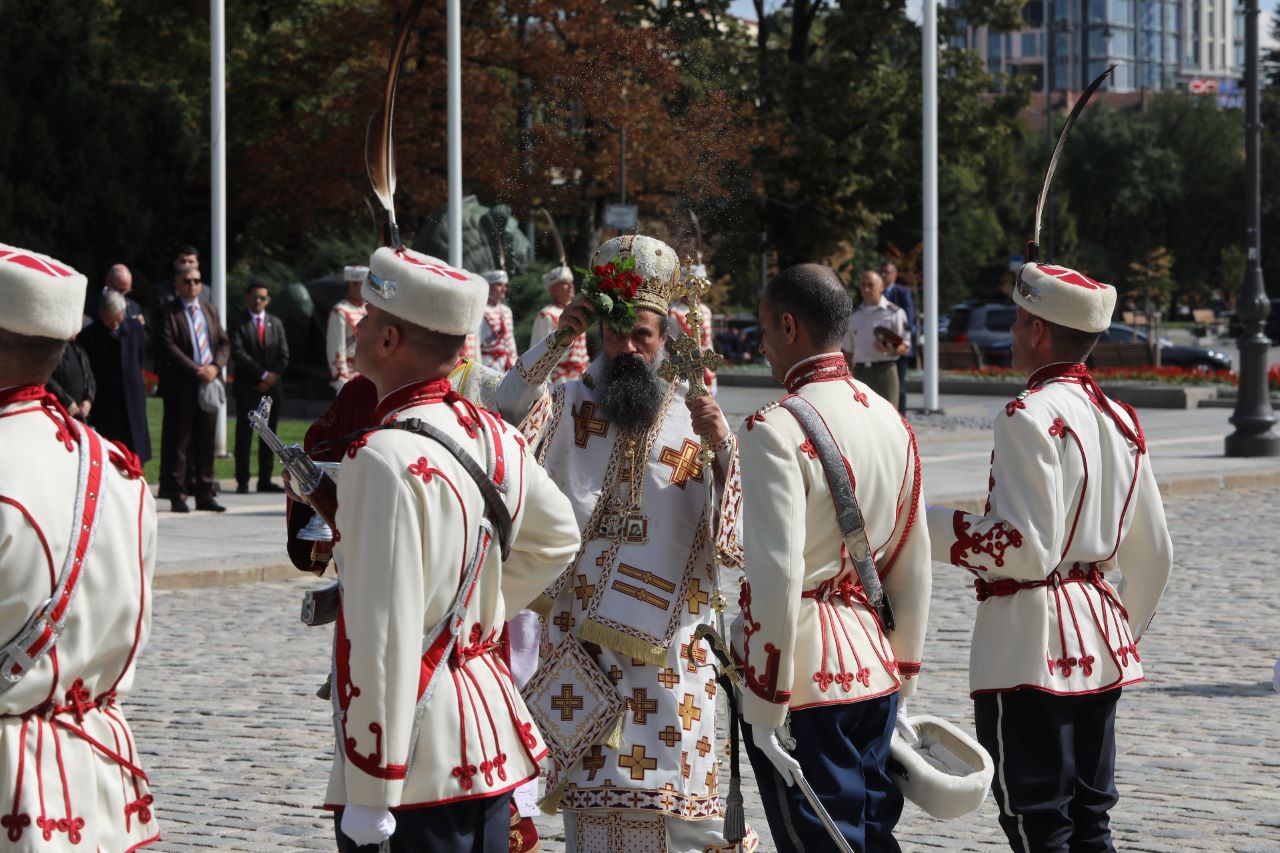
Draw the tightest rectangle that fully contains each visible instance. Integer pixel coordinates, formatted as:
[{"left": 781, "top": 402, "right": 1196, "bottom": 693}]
[
  {"left": 578, "top": 619, "right": 668, "bottom": 666},
  {"left": 529, "top": 593, "right": 554, "bottom": 618},
  {"left": 602, "top": 708, "right": 626, "bottom": 751},
  {"left": 538, "top": 776, "right": 568, "bottom": 815}
]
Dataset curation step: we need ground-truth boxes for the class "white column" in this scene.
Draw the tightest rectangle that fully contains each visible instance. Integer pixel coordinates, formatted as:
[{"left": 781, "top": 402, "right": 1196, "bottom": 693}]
[
  {"left": 447, "top": 0, "right": 463, "bottom": 268},
  {"left": 211, "top": 0, "right": 228, "bottom": 455},
  {"left": 922, "top": 0, "right": 940, "bottom": 412}
]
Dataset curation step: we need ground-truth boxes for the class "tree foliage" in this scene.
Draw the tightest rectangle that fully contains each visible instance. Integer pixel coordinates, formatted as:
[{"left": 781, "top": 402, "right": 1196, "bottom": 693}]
[{"left": 0, "top": 0, "right": 1264, "bottom": 319}]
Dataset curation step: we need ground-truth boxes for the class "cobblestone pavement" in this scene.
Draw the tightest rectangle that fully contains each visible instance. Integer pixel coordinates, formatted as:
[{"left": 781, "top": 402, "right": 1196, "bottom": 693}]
[{"left": 131, "top": 487, "right": 1279, "bottom": 852}]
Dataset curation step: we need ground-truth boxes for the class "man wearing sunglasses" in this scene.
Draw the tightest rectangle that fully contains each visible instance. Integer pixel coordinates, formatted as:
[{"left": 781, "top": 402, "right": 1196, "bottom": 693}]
[{"left": 157, "top": 267, "right": 229, "bottom": 512}]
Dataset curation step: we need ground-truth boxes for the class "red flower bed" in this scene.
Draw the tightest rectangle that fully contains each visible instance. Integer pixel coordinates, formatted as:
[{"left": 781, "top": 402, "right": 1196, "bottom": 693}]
[{"left": 946, "top": 364, "right": 1280, "bottom": 392}]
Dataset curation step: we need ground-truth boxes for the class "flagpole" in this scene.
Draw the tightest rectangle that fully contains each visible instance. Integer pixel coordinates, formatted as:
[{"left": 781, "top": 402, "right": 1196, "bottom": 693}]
[
  {"left": 922, "top": 0, "right": 941, "bottom": 413},
  {"left": 211, "top": 0, "right": 228, "bottom": 455},
  {"left": 447, "top": 0, "right": 463, "bottom": 268}
]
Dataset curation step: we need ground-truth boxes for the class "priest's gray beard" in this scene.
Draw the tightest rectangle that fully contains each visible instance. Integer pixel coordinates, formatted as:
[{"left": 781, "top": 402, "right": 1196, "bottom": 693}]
[{"left": 601, "top": 352, "right": 667, "bottom": 431}]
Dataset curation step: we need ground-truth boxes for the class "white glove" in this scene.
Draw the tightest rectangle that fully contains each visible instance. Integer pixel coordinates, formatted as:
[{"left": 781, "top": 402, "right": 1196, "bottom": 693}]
[
  {"left": 753, "top": 724, "right": 803, "bottom": 787},
  {"left": 341, "top": 804, "right": 396, "bottom": 846},
  {"left": 894, "top": 700, "right": 920, "bottom": 747}
]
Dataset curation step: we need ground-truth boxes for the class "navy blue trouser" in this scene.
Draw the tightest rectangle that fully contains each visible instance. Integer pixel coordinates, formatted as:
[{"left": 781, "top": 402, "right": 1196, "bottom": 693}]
[
  {"left": 895, "top": 356, "right": 909, "bottom": 413},
  {"left": 974, "top": 688, "right": 1121, "bottom": 853},
  {"left": 743, "top": 693, "right": 902, "bottom": 853},
  {"left": 334, "top": 792, "right": 511, "bottom": 853}
]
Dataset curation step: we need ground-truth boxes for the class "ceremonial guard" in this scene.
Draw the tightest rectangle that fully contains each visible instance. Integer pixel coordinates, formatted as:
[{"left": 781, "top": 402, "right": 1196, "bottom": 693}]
[
  {"left": 500, "top": 235, "right": 756, "bottom": 852},
  {"left": 327, "top": 264, "right": 368, "bottom": 392},
  {"left": 479, "top": 269, "right": 518, "bottom": 371},
  {"left": 669, "top": 263, "right": 717, "bottom": 396},
  {"left": 530, "top": 265, "right": 589, "bottom": 384},
  {"left": 926, "top": 262, "right": 1172, "bottom": 852},
  {"left": 729, "top": 264, "right": 931, "bottom": 852},
  {"left": 308, "top": 246, "right": 581, "bottom": 851},
  {"left": 0, "top": 244, "right": 159, "bottom": 852}
]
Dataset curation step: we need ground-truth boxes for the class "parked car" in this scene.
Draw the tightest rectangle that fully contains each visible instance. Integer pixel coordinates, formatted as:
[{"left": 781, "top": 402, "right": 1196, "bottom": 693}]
[
  {"left": 942, "top": 301, "right": 1017, "bottom": 366},
  {"left": 1098, "top": 323, "right": 1233, "bottom": 371},
  {"left": 1226, "top": 298, "right": 1280, "bottom": 344},
  {"left": 982, "top": 322, "right": 1232, "bottom": 372}
]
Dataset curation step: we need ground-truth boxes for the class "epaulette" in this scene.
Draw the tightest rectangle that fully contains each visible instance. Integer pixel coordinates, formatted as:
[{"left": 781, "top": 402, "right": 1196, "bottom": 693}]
[
  {"left": 744, "top": 400, "right": 780, "bottom": 431},
  {"left": 1004, "top": 388, "right": 1032, "bottom": 418}
]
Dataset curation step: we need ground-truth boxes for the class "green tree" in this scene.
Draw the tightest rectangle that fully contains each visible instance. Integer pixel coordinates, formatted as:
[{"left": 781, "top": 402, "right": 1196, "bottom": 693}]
[
  {"left": 1127, "top": 246, "right": 1176, "bottom": 364},
  {"left": 1057, "top": 93, "right": 1242, "bottom": 297},
  {"left": 0, "top": 0, "right": 206, "bottom": 293}
]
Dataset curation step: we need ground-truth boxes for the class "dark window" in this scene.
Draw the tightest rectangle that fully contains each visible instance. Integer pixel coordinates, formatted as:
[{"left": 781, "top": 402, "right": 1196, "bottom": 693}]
[
  {"left": 1023, "top": 1, "right": 1045, "bottom": 27},
  {"left": 984, "top": 308, "right": 1018, "bottom": 332}
]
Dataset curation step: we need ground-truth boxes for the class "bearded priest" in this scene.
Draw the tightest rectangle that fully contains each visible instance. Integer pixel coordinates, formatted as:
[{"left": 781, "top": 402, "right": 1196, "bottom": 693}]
[{"left": 499, "top": 235, "right": 757, "bottom": 852}]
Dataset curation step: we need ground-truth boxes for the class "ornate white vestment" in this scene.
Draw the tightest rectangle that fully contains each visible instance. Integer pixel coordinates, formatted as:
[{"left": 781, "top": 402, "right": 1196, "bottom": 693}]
[{"left": 500, "top": 342, "right": 745, "bottom": 831}]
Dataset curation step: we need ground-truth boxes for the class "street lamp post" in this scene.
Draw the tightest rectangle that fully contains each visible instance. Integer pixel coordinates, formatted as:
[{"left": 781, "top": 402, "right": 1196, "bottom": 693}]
[{"left": 1225, "top": 0, "right": 1280, "bottom": 457}]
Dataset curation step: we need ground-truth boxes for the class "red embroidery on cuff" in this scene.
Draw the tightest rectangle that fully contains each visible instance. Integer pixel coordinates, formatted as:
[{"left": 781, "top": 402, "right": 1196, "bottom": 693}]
[
  {"left": 950, "top": 510, "right": 1024, "bottom": 571},
  {"left": 733, "top": 582, "right": 791, "bottom": 704}
]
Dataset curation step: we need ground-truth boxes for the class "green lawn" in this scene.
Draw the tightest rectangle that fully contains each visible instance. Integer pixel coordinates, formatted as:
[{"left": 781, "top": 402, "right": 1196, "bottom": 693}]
[{"left": 142, "top": 397, "right": 311, "bottom": 485}]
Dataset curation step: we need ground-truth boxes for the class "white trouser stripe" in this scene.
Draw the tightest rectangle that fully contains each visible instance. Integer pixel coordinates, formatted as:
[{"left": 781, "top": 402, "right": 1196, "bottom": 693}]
[{"left": 996, "top": 693, "right": 1032, "bottom": 853}]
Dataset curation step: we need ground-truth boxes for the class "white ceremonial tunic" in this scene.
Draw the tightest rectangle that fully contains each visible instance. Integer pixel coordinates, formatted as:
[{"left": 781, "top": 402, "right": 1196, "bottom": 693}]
[
  {"left": 325, "top": 379, "right": 582, "bottom": 811},
  {"left": 529, "top": 304, "right": 589, "bottom": 384},
  {"left": 926, "top": 362, "right": 1173, "bottom": 696},
  {"left": 326, "top": 298, "right": 367, "bottom": 391},
  {"left": 479, "top": 301, "right": 518, "bottom": 371},
  {"left": 668, "top": 302, "right": 717, "bottom": 396},
  {"left": 0, "top": 386, "right": 158, "bottom": 852},
  {"left": 728, "top": 354, "right": 931, "bottom": 728},
  {"left": 499, "top": 340, "right": 754, "bottom": 853}
]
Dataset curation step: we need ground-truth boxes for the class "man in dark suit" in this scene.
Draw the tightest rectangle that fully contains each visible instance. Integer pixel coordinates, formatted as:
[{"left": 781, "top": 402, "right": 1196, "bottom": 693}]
[
  {"left": 230, "top": 282, "right": 290, "bottom": 494},
  {"left": 158, "top": 267, "right": 229, "bottom": 513},
  {"left": 80, "top": 289, "right": 152, "bottom": 463}
]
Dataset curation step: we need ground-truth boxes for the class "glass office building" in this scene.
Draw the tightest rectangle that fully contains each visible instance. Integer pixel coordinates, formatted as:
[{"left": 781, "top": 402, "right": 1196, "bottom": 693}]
[{"left": 957, "top": 0, "right": 1244, "bottom": 94}]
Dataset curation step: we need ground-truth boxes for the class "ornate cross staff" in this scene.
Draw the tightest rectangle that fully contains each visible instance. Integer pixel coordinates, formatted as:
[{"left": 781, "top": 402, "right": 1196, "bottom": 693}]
[
  {"left": 661, "top": 260, "right": 747, "bottom": 847},
  {"left": 656, "top": 262, "right": 723, "bottom": 463}
]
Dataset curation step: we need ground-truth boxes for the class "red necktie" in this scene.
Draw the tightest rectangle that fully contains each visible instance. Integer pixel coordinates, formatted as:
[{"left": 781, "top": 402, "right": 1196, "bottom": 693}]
[{"left": 256, "top": 315, "right": 265, "bottom": 347}]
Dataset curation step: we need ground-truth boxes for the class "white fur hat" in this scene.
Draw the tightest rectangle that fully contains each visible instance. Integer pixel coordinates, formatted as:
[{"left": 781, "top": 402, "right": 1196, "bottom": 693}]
[
  {"left": 481, "top": 269, "right": 509, "bottom": 286},
  {"left": 343, "top": 265, "right": 369, "bottom": 283},
  {"left": 541, "top": 265, "right": 573, "bottom": 287},
  {"left": 889, "top": 715, "right": 994, "bottom": 820},
  {"left": 364, "top": 247, "right": 487, "bottom": 336},
  {"left": 0, "top": 243, "right": 88, "bottom": 340},
  {"left": 590, "top": 234, "right": 681, "bottom": 316},
  {"left": 1014, "top": 263, "right": 1117, "bottom": 334}
]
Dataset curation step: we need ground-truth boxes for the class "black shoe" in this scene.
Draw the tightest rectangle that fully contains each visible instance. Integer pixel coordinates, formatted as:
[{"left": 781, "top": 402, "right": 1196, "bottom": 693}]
[
  {"left": 196, "top": 498, "right": 227, "bottom": 513},
  {"left": 170, "top": 497, "right": 191, "bottom": 514},
  {"left": 257, "top": 481, "right": 285, "bottom": 493},
  {"left": 235, "top": 483, "right": 250, "bottom": 495}
]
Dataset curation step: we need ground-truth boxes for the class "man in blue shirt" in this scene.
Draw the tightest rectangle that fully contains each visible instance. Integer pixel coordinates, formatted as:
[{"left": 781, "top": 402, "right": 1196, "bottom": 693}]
[{"left": 881, "top": 261, "right": 915, "bottom": 413}]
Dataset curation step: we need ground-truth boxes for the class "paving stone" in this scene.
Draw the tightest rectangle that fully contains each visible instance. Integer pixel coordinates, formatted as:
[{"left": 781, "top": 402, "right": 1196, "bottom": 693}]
[{"left": 128, "top": 487, "right": 1279, "bottom": 851}]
